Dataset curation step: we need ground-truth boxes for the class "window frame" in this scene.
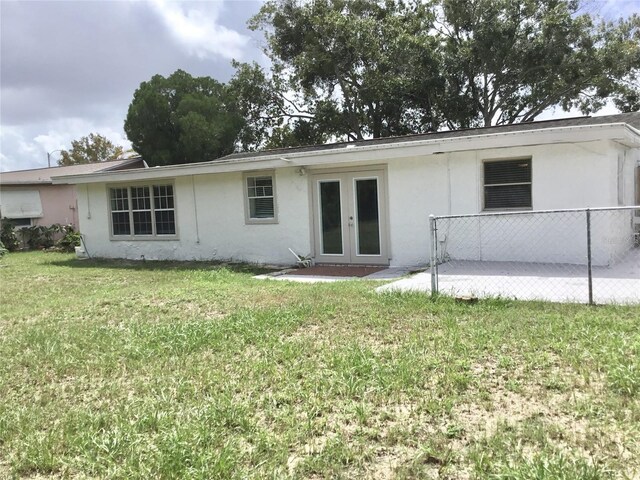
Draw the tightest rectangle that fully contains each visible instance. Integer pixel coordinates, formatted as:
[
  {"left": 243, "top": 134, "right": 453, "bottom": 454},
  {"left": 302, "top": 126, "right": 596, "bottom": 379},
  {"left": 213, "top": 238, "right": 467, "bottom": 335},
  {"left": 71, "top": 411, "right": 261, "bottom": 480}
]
[
  {"left": 243, "top": 171, "right": 278, "bottom": 225},
  {"left": 107, "top": 182, "right": 179, "bottom": 241},
  {"left": 9, "top": 218, "right": 33, "bottom": 229},
  {"left": 482, "top": 157, "right": 533, "bottom": 211}
]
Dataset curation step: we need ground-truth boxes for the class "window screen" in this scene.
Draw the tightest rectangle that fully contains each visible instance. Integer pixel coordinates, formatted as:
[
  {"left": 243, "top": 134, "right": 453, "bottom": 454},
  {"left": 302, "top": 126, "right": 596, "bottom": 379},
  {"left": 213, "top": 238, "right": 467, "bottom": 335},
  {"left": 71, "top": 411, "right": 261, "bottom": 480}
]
[
  {"left": 484, "top": 159, "right": 532, "bottom": 209},
  {"left": 247, "top": 176, "right": 275, "bottom": 219}
]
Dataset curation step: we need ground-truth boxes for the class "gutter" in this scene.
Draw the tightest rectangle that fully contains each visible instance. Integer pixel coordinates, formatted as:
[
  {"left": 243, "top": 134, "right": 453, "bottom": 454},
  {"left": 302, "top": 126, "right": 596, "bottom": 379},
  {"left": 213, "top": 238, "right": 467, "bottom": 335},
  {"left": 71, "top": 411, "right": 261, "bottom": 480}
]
[
  {"left": 52, "top": 122, "right": 640, "bottom": 185},
  {"left": 0, "top": 181, "right": 53, "bottom": 186}
]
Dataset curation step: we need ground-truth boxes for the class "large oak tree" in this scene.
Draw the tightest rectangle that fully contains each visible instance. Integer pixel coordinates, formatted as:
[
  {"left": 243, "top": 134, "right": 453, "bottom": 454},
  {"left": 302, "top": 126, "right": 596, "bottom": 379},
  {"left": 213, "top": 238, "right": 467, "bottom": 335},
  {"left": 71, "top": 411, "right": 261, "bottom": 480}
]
[{"left": 233, "top": 0, "right": 639, "bottom": 146}]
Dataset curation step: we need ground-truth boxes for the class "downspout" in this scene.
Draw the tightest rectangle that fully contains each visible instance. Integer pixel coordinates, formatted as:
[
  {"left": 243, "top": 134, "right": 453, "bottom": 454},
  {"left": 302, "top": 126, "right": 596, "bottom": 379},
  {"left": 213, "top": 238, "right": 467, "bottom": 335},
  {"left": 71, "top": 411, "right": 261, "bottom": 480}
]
[
  {"left": 192, "top": 175, "right": 200, "bottom": 244},
  {"left": 86, "top": 184, "right": 92, "bottom": 219}
]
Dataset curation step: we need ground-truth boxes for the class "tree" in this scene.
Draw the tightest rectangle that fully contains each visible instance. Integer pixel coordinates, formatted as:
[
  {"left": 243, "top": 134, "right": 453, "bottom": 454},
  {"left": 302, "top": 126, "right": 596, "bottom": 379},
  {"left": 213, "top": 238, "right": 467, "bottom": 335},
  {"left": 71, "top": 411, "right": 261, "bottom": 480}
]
[
  {"left": 239, "top": 0, "right": 639, "bottom": 147},
  {"left": 435, "top": 0, "right": 640, "bottom": 127},
  {"left": 58, "top": 133, "right": 124, "bottom": 166},
  {"left": 244, "top": 0, "right": 443, "bottom": 144},
  {"left": 124, "top": 70, "right": 244, "bottom": 166}
]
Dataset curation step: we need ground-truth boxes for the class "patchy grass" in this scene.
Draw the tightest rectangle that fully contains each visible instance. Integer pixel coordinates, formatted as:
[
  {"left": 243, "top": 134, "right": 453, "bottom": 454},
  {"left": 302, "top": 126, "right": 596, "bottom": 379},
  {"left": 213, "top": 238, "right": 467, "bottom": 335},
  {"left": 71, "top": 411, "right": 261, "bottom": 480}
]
[{"left": 0, "top": 251, "right": 638, "bottom": 479}]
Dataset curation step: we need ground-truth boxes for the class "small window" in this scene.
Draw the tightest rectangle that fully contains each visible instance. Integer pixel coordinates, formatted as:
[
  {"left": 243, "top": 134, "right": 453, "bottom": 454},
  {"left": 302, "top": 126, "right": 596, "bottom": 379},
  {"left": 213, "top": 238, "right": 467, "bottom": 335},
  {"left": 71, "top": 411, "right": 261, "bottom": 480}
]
[
  {"left": 109, "top": 184, "right": 176, "bottom": 238},
  {"left": 8, "top": 218, "right": 32, "bottom": 228},
  {"left": 245, "top": 173, "right": 277, "bottom": 223},
  {"left": 484, "top": 159, "right": 532, "bottom": 210}
]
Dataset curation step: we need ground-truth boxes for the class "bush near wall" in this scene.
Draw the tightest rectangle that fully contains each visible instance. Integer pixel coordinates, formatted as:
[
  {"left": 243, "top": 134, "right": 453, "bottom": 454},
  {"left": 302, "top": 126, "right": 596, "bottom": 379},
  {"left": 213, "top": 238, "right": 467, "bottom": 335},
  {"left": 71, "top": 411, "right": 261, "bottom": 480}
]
[
  {"left": 0, "top": 218, "right": 20, "bottom": 251},
  {"left": 0, "top": 219, "right": 81, "bottom": 253}
]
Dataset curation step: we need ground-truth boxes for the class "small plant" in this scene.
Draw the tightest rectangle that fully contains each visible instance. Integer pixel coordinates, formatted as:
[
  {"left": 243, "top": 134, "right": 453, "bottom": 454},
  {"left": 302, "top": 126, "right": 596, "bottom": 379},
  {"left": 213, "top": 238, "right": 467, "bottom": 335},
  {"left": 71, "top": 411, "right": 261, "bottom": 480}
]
[
  {"left": 0, "top": 218, "right": 20, "bottom": 251},
  {"left": 0, "top": 240, "right": 7, "bottom": 258},
  {"left": 56, "top": 225, "right": 81, "bottom": 253}
]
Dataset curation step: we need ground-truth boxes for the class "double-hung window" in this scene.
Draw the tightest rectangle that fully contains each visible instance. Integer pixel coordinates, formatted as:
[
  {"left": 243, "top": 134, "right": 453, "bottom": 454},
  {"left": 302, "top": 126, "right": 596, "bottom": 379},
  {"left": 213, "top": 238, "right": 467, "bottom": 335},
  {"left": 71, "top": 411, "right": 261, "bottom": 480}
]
[
  {"left": 109, "top": 184, "right": 176, "bottom": 238},
  {"left": 483, "top": 159, "right": 532, "bottom": 210},
  {"left": 244, "top": 173, "right": 277, "bottom": 223}
]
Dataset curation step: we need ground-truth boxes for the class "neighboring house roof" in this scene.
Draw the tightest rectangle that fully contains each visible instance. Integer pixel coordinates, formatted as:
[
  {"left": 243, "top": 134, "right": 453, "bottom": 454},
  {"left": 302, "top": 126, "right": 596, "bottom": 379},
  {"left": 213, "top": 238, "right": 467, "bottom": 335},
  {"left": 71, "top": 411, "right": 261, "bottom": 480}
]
[
  {"left": 220, "top": 112, "right": 640, "bottom": 161},
  {"left": 0, "top": 157, "right": 147, "bottom": 185},
  {"left": 52, "top": 113, "right": 640, "bottom": 185}
]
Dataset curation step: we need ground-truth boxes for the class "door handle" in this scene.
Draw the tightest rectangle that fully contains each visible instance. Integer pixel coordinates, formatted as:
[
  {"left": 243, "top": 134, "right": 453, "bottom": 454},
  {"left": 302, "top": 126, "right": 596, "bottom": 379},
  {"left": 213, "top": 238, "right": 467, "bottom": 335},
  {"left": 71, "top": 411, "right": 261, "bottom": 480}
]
[{"left": 348, "top": 215, "right": 354, "bottom": 226}]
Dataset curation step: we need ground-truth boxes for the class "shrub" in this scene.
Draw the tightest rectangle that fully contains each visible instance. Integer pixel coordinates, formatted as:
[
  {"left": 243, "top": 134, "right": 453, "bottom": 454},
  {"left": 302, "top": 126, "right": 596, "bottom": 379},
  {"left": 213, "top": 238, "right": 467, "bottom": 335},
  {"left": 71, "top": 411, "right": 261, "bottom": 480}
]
[
  {"left": 0, "top": 240, "right": 7, "bottom": 258},
  {"left": 20, "top": 224, "right": 64, "bottom": 249},
  {"left": 56, "top": 225, "right": 81, "bottom": 252},
  {"left": 0, "top": 219, "right": 20, "bottom": 251}
]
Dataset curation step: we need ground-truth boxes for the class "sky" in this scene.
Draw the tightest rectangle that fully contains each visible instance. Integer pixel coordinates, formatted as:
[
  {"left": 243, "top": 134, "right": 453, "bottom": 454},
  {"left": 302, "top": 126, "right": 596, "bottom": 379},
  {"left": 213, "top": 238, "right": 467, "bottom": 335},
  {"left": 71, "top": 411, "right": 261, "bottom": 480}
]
[
  {"left": 0, "top": 0, "right": 264, "bottom": 172},
  {"left": 0, "top": 0, "right": 638, "bottom": 172}
]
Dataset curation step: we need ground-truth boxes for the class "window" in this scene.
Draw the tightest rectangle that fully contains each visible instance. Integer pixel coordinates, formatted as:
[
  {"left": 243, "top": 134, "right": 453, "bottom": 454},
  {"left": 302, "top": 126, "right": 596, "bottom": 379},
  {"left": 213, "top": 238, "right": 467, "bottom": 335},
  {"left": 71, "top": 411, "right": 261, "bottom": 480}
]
[
  {"left": 244, "top": 173, "right": 277, "bottom": 223},
  {"left": 109, "top": 184, "right": 176, "bottom": 238},
  {"left": 8, "top": 218, "right": 32, "bottom": 228},
  {"left": 484, "top": 159, "right": 532, "bottom": 210}
]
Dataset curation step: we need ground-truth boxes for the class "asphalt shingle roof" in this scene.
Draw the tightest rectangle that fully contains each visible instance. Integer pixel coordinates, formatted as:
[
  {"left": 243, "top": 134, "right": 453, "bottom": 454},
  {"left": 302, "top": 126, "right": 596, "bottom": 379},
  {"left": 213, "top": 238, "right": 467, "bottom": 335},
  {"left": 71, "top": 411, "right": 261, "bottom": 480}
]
[{"left": 0, "top": 157, "right": 146, "bottom": 184}]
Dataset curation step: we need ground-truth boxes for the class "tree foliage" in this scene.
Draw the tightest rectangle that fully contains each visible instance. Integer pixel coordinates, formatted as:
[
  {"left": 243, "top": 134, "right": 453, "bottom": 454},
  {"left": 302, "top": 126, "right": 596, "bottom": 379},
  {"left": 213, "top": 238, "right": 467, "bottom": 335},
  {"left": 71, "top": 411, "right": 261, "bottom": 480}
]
[
  {"left": 238, "top": 0, "right": 443, "bottom": 144},
  {"left": 232, "top": 0, "right": 639, "bottom": 148},
  {"left": 58, "top": 133, "right": 124, "bottom": 166},
  {"left": 124, "top": 70, "right": 244, "bottom": 166},
  {"left": 436, "top": 0, "right": 640, "bottom": 127}
]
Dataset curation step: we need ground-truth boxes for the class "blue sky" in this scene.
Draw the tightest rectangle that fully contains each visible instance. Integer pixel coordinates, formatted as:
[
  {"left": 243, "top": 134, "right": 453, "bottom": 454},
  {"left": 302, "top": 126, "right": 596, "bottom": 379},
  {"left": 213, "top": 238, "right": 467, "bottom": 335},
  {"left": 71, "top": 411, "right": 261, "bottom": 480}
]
[{"left": 0, "top": 0, "right": 638, "bottom": 172}]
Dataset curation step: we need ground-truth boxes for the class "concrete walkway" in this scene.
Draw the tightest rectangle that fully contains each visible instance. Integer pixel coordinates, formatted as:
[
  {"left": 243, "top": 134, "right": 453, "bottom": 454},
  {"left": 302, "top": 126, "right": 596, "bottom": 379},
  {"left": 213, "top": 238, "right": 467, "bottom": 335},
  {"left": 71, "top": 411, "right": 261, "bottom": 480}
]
[
  {"left": 255, "top": 250, "right": 639, "bottom": 304},
  {"left": 254, "top": 266, "right": 416, "bottom": 283}
]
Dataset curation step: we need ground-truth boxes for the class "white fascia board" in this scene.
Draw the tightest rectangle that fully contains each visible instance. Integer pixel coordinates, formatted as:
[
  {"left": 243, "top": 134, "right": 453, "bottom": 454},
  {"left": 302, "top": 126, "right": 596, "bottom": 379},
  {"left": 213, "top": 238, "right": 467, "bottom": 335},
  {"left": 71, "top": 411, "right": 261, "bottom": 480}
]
[
  {"left": 52, "top": 157, "right": 291, "bottom": 184},
  {"left": 52, "top": 123, "right": 640, "bottom": 185}
]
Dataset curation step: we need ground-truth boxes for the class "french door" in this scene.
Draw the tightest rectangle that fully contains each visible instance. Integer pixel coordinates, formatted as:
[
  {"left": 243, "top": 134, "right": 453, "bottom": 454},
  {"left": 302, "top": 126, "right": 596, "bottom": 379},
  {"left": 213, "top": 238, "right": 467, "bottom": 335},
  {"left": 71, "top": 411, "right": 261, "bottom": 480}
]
[{"left": 312, "top": 170, "right": 388, "bottom": 265}]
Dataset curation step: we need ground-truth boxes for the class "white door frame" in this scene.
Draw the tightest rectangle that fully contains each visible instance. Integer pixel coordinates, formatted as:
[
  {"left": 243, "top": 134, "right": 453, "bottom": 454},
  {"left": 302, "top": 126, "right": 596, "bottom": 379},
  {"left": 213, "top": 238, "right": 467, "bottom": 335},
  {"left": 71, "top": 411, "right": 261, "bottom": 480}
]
[{"left": 310, "top": 167, "right": 389, "bottom": 265}]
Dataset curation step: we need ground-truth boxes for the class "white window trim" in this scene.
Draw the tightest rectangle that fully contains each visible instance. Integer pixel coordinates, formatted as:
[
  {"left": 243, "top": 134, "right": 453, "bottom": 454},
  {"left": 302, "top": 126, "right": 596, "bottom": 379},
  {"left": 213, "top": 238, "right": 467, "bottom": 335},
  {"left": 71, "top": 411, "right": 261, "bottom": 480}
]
[
  {"left": 243, "top": 171, "right": 278, "bottom": 225},
  {"left": 482, "top": 157, "right": 533, "bottom": 212},
  {"left": 107, "top": 182, "right": 179, "bottom": 241}
]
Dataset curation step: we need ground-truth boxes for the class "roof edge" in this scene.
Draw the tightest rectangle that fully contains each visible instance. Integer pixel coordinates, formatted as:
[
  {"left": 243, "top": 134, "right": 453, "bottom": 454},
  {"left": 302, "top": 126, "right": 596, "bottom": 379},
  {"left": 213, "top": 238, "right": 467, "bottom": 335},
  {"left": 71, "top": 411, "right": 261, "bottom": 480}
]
[{"left": 52, "top": 122, "right": 640, "bottom": 185}]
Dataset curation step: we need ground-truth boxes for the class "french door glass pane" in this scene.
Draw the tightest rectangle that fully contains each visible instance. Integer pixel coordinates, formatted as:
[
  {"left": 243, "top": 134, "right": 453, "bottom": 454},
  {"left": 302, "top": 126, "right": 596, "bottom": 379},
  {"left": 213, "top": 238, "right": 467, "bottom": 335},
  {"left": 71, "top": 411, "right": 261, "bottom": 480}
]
[
  {"left": 319, "top": 181, "right": 343, "bottom": 255},
  {"left": 355, "top": 179, "right": 380, "bottom": 255}
]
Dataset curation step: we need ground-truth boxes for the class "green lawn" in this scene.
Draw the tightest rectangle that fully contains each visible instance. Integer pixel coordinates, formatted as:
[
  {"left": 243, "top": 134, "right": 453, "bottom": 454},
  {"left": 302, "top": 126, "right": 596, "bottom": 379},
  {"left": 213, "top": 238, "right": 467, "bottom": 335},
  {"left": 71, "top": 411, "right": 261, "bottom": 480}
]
[{"left": 0, "top": 252, "right": 638, "bottom": 479}]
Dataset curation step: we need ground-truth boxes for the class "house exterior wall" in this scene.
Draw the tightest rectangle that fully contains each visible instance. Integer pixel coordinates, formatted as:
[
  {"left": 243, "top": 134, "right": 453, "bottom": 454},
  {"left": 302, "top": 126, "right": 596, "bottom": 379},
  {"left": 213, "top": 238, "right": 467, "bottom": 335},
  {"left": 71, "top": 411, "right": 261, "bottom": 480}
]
[
  {"left": 0, "top": 184, "right": 78, "bottom": 227},
  {"left": 78, "top": 168, "right": 311, "bottom": 264},
  {"left": 387, "top": 140, "right": 628, "bottom": 266},
  {"left": 76, "top": 140, "right": 637, "bottom": 267}
]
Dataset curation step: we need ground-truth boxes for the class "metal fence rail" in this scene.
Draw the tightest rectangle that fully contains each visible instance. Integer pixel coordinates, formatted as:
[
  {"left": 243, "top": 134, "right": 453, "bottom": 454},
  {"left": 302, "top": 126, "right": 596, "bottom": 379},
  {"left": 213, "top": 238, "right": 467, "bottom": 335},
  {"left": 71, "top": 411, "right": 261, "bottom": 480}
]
[{"left": 429, "top": 206, "right": 640, "bottom": 305}]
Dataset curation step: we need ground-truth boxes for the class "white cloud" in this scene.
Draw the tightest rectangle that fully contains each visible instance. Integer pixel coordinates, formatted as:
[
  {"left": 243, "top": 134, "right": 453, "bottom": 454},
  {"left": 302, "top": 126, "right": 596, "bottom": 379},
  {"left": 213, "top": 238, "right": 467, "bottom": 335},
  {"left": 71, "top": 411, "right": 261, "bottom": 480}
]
[
  {"left": 148, "top": 0, "right": 250, "bottom": 60},
  {"left": 0, "top": 119, "right": 132, "bottom": 172}
]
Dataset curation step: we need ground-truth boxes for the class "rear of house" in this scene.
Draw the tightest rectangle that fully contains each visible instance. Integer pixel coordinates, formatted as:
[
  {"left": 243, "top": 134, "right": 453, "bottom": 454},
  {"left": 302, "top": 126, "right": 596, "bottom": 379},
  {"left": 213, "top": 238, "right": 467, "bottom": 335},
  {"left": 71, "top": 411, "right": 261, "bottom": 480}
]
[{"left": 55, "top": 113, "right": 640, "bottom": 267}]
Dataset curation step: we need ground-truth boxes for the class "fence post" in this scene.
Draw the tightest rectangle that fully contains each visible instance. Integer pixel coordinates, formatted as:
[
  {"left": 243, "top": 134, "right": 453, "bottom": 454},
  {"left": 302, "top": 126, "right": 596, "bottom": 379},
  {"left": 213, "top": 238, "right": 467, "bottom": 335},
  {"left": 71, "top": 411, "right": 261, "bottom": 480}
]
[
  {"left": 586, "top": 209, "right": 594, "bottom": 305},
  {"left": 429, "top": 215, "right": 438, "bottom": 296}
]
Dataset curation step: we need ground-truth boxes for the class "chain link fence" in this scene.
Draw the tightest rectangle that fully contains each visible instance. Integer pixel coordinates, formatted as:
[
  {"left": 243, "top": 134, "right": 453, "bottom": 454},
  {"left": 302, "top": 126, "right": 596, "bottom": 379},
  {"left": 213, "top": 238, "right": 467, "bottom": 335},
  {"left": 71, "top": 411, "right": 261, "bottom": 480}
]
[{"left": 429, "top": 206, "right": 640, "bottom": 305}]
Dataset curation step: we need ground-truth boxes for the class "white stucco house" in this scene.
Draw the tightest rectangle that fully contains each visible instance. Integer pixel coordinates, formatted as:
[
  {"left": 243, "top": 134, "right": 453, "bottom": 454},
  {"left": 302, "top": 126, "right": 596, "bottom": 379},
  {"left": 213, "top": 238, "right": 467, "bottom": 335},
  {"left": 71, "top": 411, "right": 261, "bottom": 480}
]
[{"left": 53, "top": 113, "right": 640, "bottom": 267}]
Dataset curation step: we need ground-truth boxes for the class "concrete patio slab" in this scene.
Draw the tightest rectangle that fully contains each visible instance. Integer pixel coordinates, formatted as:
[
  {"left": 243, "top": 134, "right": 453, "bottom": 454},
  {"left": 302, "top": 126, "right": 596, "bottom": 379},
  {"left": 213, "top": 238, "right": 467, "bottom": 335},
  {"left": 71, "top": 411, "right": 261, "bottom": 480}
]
[{"left": 377, "top": 250, "right": 640, "bottom": 304}]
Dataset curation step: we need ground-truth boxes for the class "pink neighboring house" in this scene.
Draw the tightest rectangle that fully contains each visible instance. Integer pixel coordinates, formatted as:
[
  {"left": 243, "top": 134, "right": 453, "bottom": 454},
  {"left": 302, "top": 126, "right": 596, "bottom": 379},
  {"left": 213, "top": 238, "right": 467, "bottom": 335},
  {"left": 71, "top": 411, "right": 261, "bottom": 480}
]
[{"left": 0, "top": 157, "right": 146, "bottom": 229}]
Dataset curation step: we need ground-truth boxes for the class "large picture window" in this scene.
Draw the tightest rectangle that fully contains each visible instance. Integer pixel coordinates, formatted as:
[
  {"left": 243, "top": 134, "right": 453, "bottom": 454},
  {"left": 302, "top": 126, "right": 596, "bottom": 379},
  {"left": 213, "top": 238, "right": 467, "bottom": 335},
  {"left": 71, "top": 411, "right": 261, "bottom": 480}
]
[
  {"left": 484, "top": 159, "right": 532, "bottom": 210},
  {"left": 109, "top": 184, "right": 176, "bottom": 238},
  {"left": 244, "top": 173, "right": 277, "bottom": 223}
]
